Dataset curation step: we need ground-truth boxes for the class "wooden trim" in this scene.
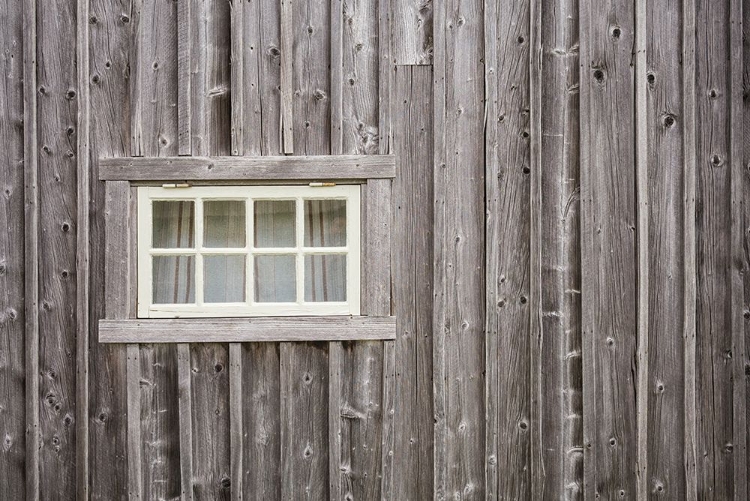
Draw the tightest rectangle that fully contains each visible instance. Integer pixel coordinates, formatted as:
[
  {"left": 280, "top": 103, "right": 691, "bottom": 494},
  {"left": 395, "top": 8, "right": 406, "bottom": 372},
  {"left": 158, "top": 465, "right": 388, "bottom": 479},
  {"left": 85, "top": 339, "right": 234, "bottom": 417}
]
[
  {"left": 230, "top": 0, "right": 244, "bottom": 156},
  {"left": 99, "top": 316, "right": 397, "bottom": 343},
  {"left": 126, "top": 344, "right": 143, "bottom": 500},
  {"left": 105, "top": 182, "right": 132, "bottom": 318},
  {"left": 228, "top": 343, "right": 243, "bottom": 500},
  {"left": 99, "top": 155, "right": 396, "bottom": 180},
  {"left": 279, "top": 0, "right": 294, "bottom": 154},
  {"left": 177, "top": 0, "right": 191, "bottom": 155},
  {"left": 330, "top": 0, "right": 343, "bottom": 155},
  {"left": 129, "top": 0, "right": 143, "bottom": 155},
  {"left": 23, "top": 0, "right": 40, "bottom": 496},
  {"left": 177, "top": 344, "right": 194, "bottom": 501},
  {"left": 328, "top": 342, "right": 343, "bottom": 501}
]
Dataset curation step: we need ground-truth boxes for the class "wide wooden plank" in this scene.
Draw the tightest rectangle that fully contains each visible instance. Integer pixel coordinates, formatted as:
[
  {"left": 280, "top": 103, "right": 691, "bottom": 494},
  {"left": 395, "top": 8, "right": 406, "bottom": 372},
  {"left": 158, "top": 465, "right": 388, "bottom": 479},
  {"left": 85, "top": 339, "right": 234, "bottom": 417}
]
[
  {"left": 433, "top": 0, "right": 485, "bottom": 494},
  {"left": 536, "top": 0, "right": 583, "bottom": 498},
  {"left": 392, "top": 65, "right": 434, "bottom": 500},
  {"left": 391, "top": 0, "right": 433, "bottom": 64},
  {"left": 579, "top": 0, "right": 639, "bottom": 497},
  {"left": 0, "top": 1, "right": 26, "bottom": 498},
  {"left": 99, "top": 154, "right": 396, "bottom": 180},
  {"left": 484, "top": 0, "right": 532, "bottom": 497},
  {"left": 37, "top": 0, "right": 80, "bottom": 495}
]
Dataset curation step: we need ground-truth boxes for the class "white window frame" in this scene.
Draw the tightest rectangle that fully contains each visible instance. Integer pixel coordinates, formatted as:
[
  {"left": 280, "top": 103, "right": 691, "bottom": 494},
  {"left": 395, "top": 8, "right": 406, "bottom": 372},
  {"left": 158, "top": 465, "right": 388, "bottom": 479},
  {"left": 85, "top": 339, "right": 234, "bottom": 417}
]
[{"left": 137, "top": 184, "right": 361, "bottom": 318}]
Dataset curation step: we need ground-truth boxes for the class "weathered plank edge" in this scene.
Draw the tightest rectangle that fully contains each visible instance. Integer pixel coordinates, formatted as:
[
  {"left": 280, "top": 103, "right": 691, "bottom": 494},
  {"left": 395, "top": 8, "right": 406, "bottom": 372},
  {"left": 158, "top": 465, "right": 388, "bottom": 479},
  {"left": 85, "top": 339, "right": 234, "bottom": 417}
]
[
  {"left": 279, "top": 0, "right": 293, "bottom": 154},
  {"left": 682, "top": 0, "right": 697, "bottom": 497},
  {"left": 98, "top": 155, "right": 396, "bottom": 180},
  {"left": 23, "top": 0, "right": 40, "bottom": 496},
  {"left": 229, "top": 343, "right": 243, "bottom": 500},
  {"left": 177, "top": 343, "right": 194, "bottom": 501},
  {"left": 99, "top": 317, "right": 397, "bottom": 343}
]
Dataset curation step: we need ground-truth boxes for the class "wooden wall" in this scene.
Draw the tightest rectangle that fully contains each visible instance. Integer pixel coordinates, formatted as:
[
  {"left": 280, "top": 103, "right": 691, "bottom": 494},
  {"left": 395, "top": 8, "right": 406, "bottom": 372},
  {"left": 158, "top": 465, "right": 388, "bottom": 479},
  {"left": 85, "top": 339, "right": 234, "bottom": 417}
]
[{"left": 0, "top": 0, "right": 749, "bottom": 499}]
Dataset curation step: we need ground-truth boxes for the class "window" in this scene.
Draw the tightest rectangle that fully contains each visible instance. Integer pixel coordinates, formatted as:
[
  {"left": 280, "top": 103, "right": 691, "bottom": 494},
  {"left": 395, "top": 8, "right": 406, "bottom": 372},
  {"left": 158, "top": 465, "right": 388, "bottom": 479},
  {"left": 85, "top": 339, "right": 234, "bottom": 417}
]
[{"left": 138, "top": 185, "right": 361, "bottom": 317}]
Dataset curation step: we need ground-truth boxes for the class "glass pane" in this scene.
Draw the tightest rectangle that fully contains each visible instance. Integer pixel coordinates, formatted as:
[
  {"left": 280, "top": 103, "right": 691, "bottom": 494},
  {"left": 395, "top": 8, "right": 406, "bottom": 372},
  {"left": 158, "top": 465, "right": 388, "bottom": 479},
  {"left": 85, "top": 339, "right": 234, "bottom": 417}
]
[
  {"left": 204, "top": 255, "right": 246, "bottom": 303},
  {"left": 304, "top": 200, "right": 346, "bottom": 247},
  {"left": 204, "top": 200, "right": 246, "bottom": 248},
  {"left": 153, "top": 256, "right": 195, "bottom": 303},
  {"left": 152, "top": 201, "right": 195, "bottom": 248},
  {"left": 254, "top": 255, "right": 296, "bottom": 302},
  {"left": 254, "top": 200, "right": 296, "bottom": 248},
  {"left": 304, "top": 254, "right": 346, "bottom": 302}
]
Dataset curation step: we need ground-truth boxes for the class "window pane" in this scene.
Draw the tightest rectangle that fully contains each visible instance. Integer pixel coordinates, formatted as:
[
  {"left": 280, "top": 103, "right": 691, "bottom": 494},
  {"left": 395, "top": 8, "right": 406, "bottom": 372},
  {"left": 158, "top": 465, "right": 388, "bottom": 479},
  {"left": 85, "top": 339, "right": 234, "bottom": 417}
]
[
  {"left": 203, "top": 200, "right": 246, "bottom": 248},
  {"left": 153, "top": 201, "right": 195, "bottom": 248},
  {"left": 153, "top": 256, "right": 195, "bottom": 303},
  {"left": 304, "top": 200, "right": 346, "bottom": 247},
  {"left": 254, "top": 255, "right": 296, "bottom": 302},
  {"left": 304, "top": 254, "right": 346, "bottom": 302},
  {"left": 204, "top": 255, "right": 246, "bottom": 303},
  {"left": 254, "top": 200, "right": 296, "bottom": 248}
]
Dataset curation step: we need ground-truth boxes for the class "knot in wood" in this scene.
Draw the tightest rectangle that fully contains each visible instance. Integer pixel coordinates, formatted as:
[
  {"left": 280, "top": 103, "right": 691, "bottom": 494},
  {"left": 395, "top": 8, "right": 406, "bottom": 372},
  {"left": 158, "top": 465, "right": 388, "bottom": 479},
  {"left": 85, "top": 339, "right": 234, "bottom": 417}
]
[
  {"left": 220, "top": 476, "right": 231, "bottom": 489},
  {"left": 313, "top": 89, "right": 327, "bottom": 101},
  {"left": 610, "top": 26, "right": 621, "bottom": 39},
  {"left": 592, "top": 69, "right": 605, "bottom": 83}
]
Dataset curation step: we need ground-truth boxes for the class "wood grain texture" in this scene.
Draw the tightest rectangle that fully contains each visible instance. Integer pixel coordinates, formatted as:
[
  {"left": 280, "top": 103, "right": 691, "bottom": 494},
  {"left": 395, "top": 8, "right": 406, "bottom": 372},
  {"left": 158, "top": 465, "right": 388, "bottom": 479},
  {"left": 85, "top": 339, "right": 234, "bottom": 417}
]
[
  {"left": 230, "top": 0, "right": 243, "bottom": 156},
  {"left": 579, "top": 0, "right": 638, "bottom": 497},
  {"left": 99, "top": 154, "right": 396, "bottom": 180},
  {"left": 37, "top": 0, "right": 79, "bottom": 495},
  {"left": 177, "top": 0, "right": 191, "bottom": 154},
  {"left": 178, "top": 343, "right": 195, "bottom": 501},
  {"left": 229, "top": 343, "right": 243, "bottom": 500},
  {"left": 484, "top": 0, "right": 531, "bottom": 497},
  {"left": 742, "top": 0, "right": 750, "bottom": 492},
  {"left": 0, "top": 1, "right": 26, "bottom": 498},
  {"left": 280, "top": 0, "right": 294, "bottom": 153},
  {"left": 537, "top": 0, "right": 583, "bottom": 498},
  {"left": 391, "top": 0, "right": 433, "bottom": 64},
  {"left": 126, "top": 344, "right": 142, "bottom": 499},
  {"left": 392, "top": 65, "right": 433, "bottom": 500},
  {"left": 433, "top": 0, "right": 485, "bottom": 494}
]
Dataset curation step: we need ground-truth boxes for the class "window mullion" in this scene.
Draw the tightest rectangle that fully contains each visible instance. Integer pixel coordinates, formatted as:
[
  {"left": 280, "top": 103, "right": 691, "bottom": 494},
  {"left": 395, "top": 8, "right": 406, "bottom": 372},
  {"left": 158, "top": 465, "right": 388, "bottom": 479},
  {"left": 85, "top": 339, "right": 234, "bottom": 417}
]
[
  {"left": 296, "top": 196, "right": 304, "bottom": 305},
  {"left": 195, "top": 197, "right": 204, "bottom": 306}
]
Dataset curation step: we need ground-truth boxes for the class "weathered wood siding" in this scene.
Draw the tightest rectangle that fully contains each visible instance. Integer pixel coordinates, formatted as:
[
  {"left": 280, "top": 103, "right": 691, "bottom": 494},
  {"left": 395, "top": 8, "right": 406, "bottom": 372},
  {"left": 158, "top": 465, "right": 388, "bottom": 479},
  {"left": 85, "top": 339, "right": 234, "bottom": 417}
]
[{"left": 1, "top": 0, "right": 749, "bottom": 499}]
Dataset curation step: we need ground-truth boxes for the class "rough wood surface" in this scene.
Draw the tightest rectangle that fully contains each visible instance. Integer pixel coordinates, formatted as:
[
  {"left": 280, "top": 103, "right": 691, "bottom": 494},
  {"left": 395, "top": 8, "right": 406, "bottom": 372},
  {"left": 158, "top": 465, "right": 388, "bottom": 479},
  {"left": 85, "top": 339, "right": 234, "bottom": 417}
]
[
  {"left": 0, "top": 1, "right": 26, "bottom": 498},
  {"left": 99, "top": 154, "right": 396, "bottom": 180},
  {"left": 280, "top": 0, "right": 294, "bottom": 153},
  {"left": 391, "top": 0, "right": 433, "bottom": 64},
  {"left": 126, "top": 344, "right": 143, "bottom": 499},
  {"left": 229, "top": 343, "right": 243, "bottom": 500},
  {"left": 178, "top": 343, "right": 194, "bottom": 501},
  {"left": 392, "top": 65, "right": 434, "bottom": 500}
]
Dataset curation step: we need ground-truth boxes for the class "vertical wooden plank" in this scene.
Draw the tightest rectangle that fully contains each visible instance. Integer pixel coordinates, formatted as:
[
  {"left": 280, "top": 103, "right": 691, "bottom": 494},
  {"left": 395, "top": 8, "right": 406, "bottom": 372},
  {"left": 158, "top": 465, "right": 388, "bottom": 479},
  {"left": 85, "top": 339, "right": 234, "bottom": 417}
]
[
  {"left": 391, "top": 0, "right": 433, "bottom": 65},
  {"left": 178, "top": 343, "right": 194, "bottom": 501},
  {"left": 177, "top": 0, "right": 191, "bottom": 155},
  {"left": 280, "top": 0, "right": 294, "bottom": 154},
  {"left": 88, "top": 0, "right": 133, "bottom": 495},
  {"left": 229, "top": 343, "right": 243, "bottom": 500},
  {"left": 0, "top": 1, "right": 27, "bottom": 498},
  {"left": 330, "top": 0, "right": 343, "bottom": 155},
  {"left": 694, "top": 0, "right": 736, "bottom": 497},
  {"left": 743, "top": 0, "right": 750, "bottom": 493},
  {"left": 392, "top": 65, "right": 433, "bottom": 500},
  {"left": 130, "top": 0, "right": 143, "bottom": 156},
  {"left": 241, "top": 343, "right": 281, "bottom": 500},
  {"left": 579, "top": 0, "right": 638, "bottom": 497},
  {"left": 127, "top": 344, "right": 142, "bottom": 500},
  {"left": 434, "top": 0, "right": 485, "bottom": 496},
  {"left": 377, "top": 0, "right": 392, "bottom": 156},
  {"left": 645, "top": 0, "right": 688, "bottom": 497},
  {"left": 230, "top": 0, "right": 244, "bottom": 156},
  {"left": 37, "top": 0, "right": 79, "bottom": 494},
  {"left": 537, "top": 0, "right": 583, "bottom": 497},
  {"left": 328, "top": 342, "right": 343, "bottom": 501}
]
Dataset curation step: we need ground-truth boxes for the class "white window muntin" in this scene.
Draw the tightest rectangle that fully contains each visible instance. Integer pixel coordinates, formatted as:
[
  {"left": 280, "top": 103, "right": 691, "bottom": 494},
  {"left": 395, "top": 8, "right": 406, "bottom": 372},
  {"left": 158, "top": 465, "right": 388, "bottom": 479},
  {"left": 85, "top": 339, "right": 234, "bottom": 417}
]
[{"left": 137, "top": 184, "right": 361, "bottom": 318}]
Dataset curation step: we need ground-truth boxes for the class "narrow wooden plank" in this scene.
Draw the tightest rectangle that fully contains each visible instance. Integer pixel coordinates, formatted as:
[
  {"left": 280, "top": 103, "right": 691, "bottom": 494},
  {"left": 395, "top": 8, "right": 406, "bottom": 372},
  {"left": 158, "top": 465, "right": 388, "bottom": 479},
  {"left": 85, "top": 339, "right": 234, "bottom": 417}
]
[
  {"left": 392, "top": 65, "right": 434, "bottom": 500},
  {"left": 391, "top": 0, "right": 433, "bottom": 64},
  {"left": 742, "top": 0, "right": 750, "bottom": 492},
  {"left": 328, "top": 342, "right": 343, "bottom": 501},
  {"left": 579, "top": 0, "right": 638, "bottom": 497},
  {"left": 537, "top": 0, "right": 583, "bottom": 497},
  {"left": 100, "top": 317, "right": 396, "bottom": 343},
  {"left": 177, "top": 0, "right": 191, "bottom": 154},
  {"left": 37, "top": 0, "right": 80, "bottom": 494},
  {"left": 241, "top": 344, "right": 281, "bottom": 500},
  {"left": 377, "top": 0, "right": 392, "bottom": 156},
  {"left": 694, "top": 0, "right": 735, "bottom": 496},
  {"left": 229, "top": 343, "right": 243, "bottom": 500},
  {"left": 230, "top": 0, "right": 244, "bottom": 156},
  {"left": 99, "top": 154, "right": 396, "bottom": 180},
  {"left": 729, "top": 0, "right": 747, "bottom": 496},
  {"left": 178, "top": 343, "right": 194, "bottom": 501},
  {"left": 682, "top": 0, "right": 698, "bottom": 496},
  {"left": 645, "top": 0, "right": 688, "bottom": 497},
  {"left": 88, "top": 0, "right": 134, "bottom": 495},
  {"left": 127, "top": 344, "right": 143, "bottom": 500},
  {"left": 280, "top": 0, "right": 294, "bottom": 153},
  {"left": 75, "top": 0, "right": 92, "bottom": 494},
  {"left": 104, "top": 182, "right": 131, "bottom": 318},
  {"left": 130, "top": 0, "right": 143, "bottom": 155},
  {"left": 330, "top": 0, "right": 343, "bottom": 155},
  {"left": 0, "top": 1, "right": 27, "bottom": 498}
]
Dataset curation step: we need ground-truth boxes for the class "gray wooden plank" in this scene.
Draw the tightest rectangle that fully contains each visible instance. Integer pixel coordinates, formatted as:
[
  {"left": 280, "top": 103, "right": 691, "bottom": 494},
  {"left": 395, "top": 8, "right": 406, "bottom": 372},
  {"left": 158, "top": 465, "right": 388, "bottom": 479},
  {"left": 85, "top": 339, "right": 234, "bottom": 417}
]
[
  {"left": 177, "top": 0, "right": 191, "bottom": 154},
  {"left": 433, "top": 0, "right": 485, "bottom": 495},
  {"left": 645, "top": 0, "right": 688, "bottom": 497},
  {"left": 328, "top": 342, "right": 343, "bottom": 501},
  {"left": 280, "top": 0, "right": 294, "bottom": 154},
  {"left": 330, "top": 0, "right": 343, "bottom": 155},
  {"left": 130, "top": 0, "right": 143, "bottom": 156},
  {"left": 0, "top": 0, "right": 27, "bottom": 497},
  {"left": 230, "top": 0, "right": 244, "bottom": 156},
  {"left": 391, "top": 0, "right": 433, "bottom": 64},
  {"left": 579, "top": 0, "right": 638, "bottom": 497},
  {"left": 742, "top": 0, "right": 750, "bottom": 491},
  {"left": 377, "top": 0, "right": 392, "bottom": 157},
  {"left": 88, "top": 0, "right": 134, "bottom": 495},
  {"left": 104, "top": 182, "right": 131, "bottom": 319},
  {"left": 139, "top": 343, "right": 181, "bottom": 501},
  {"left": 37, "top": 0, "right": 80, "bottom": 494},
  {"left": 392, "top": 65, "right": 433, "bottom": 500},
  {"left": 178, "top": 343, "right": 194, "bottom": 501},
  {"left": 694, "top": 0, "right": 735, "bottom": 497},
  {"left": 537, "top": 0, "right": 583, "bottom": 497},
  {"left": 127, "top": 344, "right": 143, "bottom": 499},
  {"left": 229, "top": 343, "right": 243, "bottom": 500},
  {"left": 100, "top": 317, "right": 396, "bottom": 343},
  {"left": 99, "top": 154, "right": 396, "bottom": 180},
  {"left": 241, "top": 344, "right": 281, "bottom": 500}
]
